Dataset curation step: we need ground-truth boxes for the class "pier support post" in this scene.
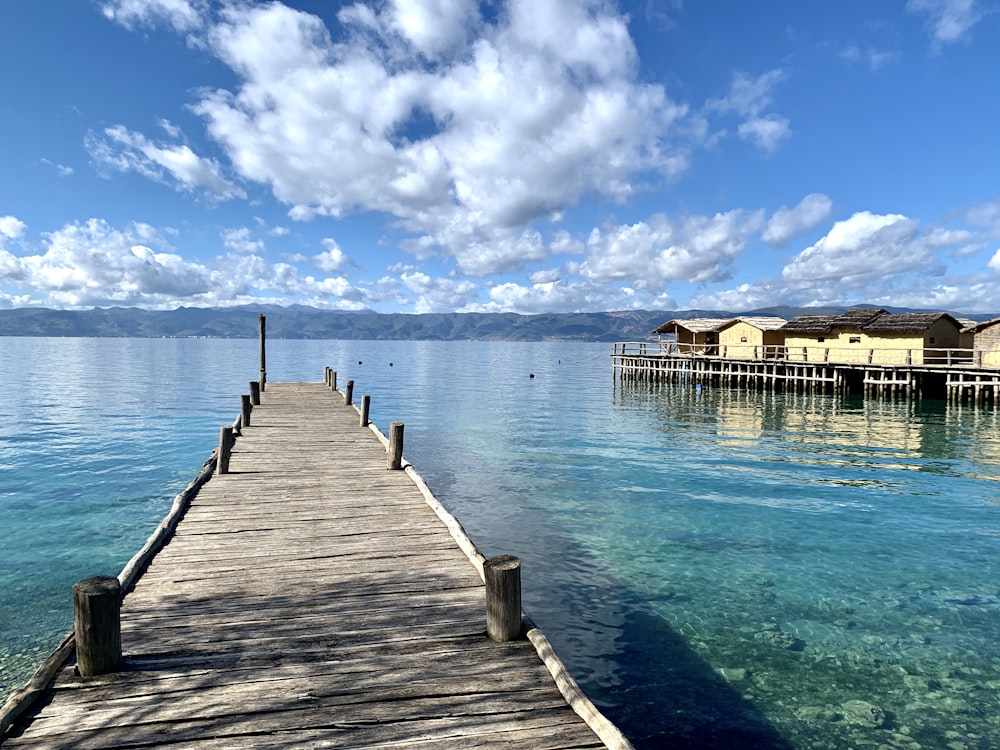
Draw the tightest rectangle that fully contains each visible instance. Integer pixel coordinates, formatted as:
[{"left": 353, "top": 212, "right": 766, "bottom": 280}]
[
  {"left": 330, "top": 371, "right": 337, "bottom": 392},
  {"left": 241, "top": 394, "right": 252, "bottom": 428},
  {"left": 249, "top": 381, "right": 261, "bottom": 406},
  {"left": 388, "top": 422, "right": 404, "bottom": 470},
  {"left": 218, "top": 425, "right": 233, "bottom": 474},
  {"left": 484, "top": 555, "right": 522, "bottom": 642},
  {"left": 345, "top": 380, "right": 354, "bottom": 406},
  {"left": 258, "top": 314, "right": 266, "bottom": 391},
  {"left": 73, "top": 576, "right": 122, "bottom": 676},
  {"left": 360, "top": 395, "right": 371, "bottom": 427}
]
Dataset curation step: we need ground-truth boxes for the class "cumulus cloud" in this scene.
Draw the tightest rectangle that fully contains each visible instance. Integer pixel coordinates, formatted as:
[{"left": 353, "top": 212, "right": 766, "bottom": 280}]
[
  {"left": 101, "top": 0, "right": 206, "bottom": 32},
  {"left": 782, "top": 211, "right": 926, "bottom": 284},
  {"left": 578, "top": 209, "right": 764, "bottom": 291},
  {"left": 101, "top": 0, "right": 690, "bottom": 274},
  {"left": 907, "top": 0, "right": 983, "bottom": 49},
  {"left": 221, "top": 227, "right": 264, "bottom": 254},
  {"left": 86, "top": 125, "right": 245, "bottom": 200},
  {"left": 707, "top": 69, "right": 792, "bottom": 153},
  {"left": 0, "top": 218, "right": 381, "bottom": 310},
  {"left": 763, "top": 193, "right": 834, "bottom": 246},
  {"left": 313, "top": 239, "right": 355, "bottom": 273},
  {"left": 0, "top": 216, "right": 27, "bottom": 240},
  {"left": 399, "top": 271, "right": 479, "bottom": 312}
]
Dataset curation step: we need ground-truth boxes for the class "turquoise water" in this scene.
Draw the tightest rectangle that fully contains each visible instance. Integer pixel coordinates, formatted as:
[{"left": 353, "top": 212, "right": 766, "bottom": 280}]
[{"left": 3, "top": 338, "right": 1000, "bottom": 749}]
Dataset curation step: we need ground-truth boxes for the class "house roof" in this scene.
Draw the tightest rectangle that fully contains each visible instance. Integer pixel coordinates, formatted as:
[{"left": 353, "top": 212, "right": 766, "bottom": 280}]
[
  {"left": 650, "top": 317, "right": 731, "bottom": 335},
  {"left": 723, "top": 316, "right": 788, "bottom": 332},
  {"left": 863, "top": 312, "right": 961, "bottom": 332},
  {"left": 960, "top": 317, "right": 1000, "bottom": 334},
  {"left": 781, "top": 308, "right": 962, "bottom": 334}
]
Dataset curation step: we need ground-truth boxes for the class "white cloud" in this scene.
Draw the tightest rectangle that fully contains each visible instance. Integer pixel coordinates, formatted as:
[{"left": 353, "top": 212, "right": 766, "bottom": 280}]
[
  {"left": 763, "top": 193, "right": 834, "bottom": 246},
  {"left": 578, "top": 209, "right": 764, "bottom": 290},
  {"left": 399, "top": 271, "right": 479, "bottom": 312},
  {"left": 737, "top": 114, "right": 791, "bottom": 154},
  {"left": 163, "top": 0, "right": 689, "bottom": 270},
  {"left": 840, "top": 44, "right": 901, "bottom": 72},
  {"left": 221, "top": 227, "right": 264, "bottom": 254},
  {"left": 474, "top": 278, "right": 676, "bottom": 314},
  {"left": 313, "top": 239, "right": 355, "bottom": 273},
  {"left": 705, "top": 69, "right": 791, "bottom": 154},
  {"left": 87, "top": 125, "right": 245, "bottom": 200},
  {"left": 907, "top": 0, "right": 982, "bottom": 49},
  {"left": 782, "top": 211, "right": 926, "bottom": 284},
  {"left": 101, "top": 0, "right": 206, "bottom": 32},
  {"left": 0, "top": 216, "right": 27, "bottom": 240}
]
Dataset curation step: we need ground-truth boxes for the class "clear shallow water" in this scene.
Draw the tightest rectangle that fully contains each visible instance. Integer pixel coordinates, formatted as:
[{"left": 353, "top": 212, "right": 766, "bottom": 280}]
[{"left": 3, "top": 338, "right": 1000, "bottom": 749}]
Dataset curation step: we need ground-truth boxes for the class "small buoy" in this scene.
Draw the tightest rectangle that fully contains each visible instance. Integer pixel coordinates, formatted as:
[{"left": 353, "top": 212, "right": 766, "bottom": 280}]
[
  {"left": 389, "top": 362, "right": 393, "bottom": 367},
  {"left": 529, "top": 373, "right": 535, "bottom": 379},
  {"left": 358, "top": 360, "right": 362, "bottom": 365}
]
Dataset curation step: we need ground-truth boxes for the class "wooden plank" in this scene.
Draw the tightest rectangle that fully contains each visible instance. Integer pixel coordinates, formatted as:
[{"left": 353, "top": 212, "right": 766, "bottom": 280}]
[{"left": 3, "top": 382, "right": 626, "bottom": 749}]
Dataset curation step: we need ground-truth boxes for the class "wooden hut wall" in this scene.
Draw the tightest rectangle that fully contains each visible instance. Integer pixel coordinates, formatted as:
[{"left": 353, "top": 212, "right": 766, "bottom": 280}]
[
  {"left": 718, "top": 321, "right": 765, "bottom": 359},
  {"left": 974, "top": 322, "right": 1000, "bottom": 367}
]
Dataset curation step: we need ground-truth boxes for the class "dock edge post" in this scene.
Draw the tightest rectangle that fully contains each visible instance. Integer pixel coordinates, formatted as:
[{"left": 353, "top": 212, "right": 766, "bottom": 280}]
[
  {"left": 360, "top": 394, "right": 371, "bottom": 427},
  {"left": 218, "top": 425, "right": 233, "bottom": 474},
  {"left": 345, "top": 379, "right": 354, "bottom": 406},
  {"left": 241, "top": 394, "right": 252, "bottom": 428},
  {"left": 72, "top": 576, "right": 122, "bottom": 676},
  {"left": 258, "top": 313, "right": 266, "bottom": 391},
  {"left": 249, "top": 381, "right": 261, "bottom": 406},
  {"left": 388, "top": 421, "right": 404, "bottom": 470},
  {"left": 484, "top": 555, "right": 522, "bottom": 642}
]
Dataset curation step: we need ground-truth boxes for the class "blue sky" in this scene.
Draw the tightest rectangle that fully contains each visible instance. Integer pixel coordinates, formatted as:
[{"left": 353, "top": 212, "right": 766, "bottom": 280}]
[{"left": 1, "top": 0, "right": 998, "bottom": 314}]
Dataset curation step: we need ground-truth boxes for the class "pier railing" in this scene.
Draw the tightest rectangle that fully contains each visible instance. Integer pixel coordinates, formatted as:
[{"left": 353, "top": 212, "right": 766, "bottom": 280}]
[{"left": 614, "top": 341, "right": 984, "bottom": 367}]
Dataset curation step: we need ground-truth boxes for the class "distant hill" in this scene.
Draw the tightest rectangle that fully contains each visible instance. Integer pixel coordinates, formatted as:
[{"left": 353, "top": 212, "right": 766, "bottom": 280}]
[{"left": 0, "top": 305, "right": 993, "bottom": 341}]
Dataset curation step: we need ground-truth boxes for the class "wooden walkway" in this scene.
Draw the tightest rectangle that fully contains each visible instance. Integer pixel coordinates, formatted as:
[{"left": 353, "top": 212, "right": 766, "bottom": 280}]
[{"left": 2, "top": 382, "right": 624, "bottom": 749}]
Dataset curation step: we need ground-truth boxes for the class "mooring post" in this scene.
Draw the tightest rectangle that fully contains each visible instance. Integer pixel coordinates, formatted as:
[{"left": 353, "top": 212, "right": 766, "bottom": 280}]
[
  {"left": 330, "top": 370, "right": 337, "bottom": 391},
  {"left": 241, "top": 394, "right": 252, "bottom": 428},
  {"left": 388, "top": 421, "right": 404, "bottom": 470},
  {"left": 249, "top": 381, "right": 260, "bottom": 406},
  {"left": 360, "top": 394, "right": 371, "bottom": 427},
  {"left": 324, "top": 367, "right": 330, "bottom": 387},
  {"left": 218, "top": 425, "right": 233, "bottom": 474},
  {"left": 345, "top": 380, "right": 354, "bottom": 406},
  {"left": 258, "top": 314, "right": 267, "bottom": 391},
  {"left": 484, "top": 555, "right": 522, "bottom": 642},
  {"left": 73, "top": 576, "right": 122, "bottom": 676}
]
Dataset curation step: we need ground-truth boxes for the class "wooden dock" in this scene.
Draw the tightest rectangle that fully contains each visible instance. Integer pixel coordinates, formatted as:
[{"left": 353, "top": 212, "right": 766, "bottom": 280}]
[
  {"left": 1, "top": 380, "right": 628, "bottom": 749},
  {"left": 613, "top": 343, "right": 1000, "bottom": 403}
]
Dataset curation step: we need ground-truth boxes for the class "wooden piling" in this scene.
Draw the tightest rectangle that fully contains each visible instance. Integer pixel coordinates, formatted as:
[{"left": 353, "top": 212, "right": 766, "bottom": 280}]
[
  {"left": 388, "top": 421, "right": 404, "bottom": 470},
  {"left": 345, "top": 379, "right": 354, "bottom": 406},
  {"left": 72, "top": 577, "right": 121, "bottom": 677},
  {"left": 258, "top": 314, "right": 266, "bottom": 391},
  {"left": 241, "top": 394, "right": 252, "bottom": 428},
  {"left": 217, "top": 426, "right": 233, "bottom": 474},
  {"left": 360, "top": 394, "right": 371, "bottom": 427},
  {"left": 330, "top": 370, "right": 337, "bottom": 391},
  {"left": 484, "top": 555, "right": 523, "bottom": 642},
  {"left": 249, "top": 381, "right": 260, "bottom": 406}
]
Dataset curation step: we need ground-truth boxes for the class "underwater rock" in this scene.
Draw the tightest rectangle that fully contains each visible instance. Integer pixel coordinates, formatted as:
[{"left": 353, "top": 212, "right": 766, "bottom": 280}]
[
  {"left": 794, "top": 706, "right": 840, "bottom": 723},
  {"left": 716, "top": 667, "right": 748, "bottom": 682},
  {"left": 840, "top": 699, "right": 887, "bottom": 728},
  {"left": 754, "top": 629, "right": 805, "bottom": 651}
]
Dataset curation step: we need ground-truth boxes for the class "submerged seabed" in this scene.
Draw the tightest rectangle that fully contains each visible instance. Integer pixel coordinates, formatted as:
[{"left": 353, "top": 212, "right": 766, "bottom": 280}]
[{"left": 3, "top": 338, "right": 1000, "bottom": 750}]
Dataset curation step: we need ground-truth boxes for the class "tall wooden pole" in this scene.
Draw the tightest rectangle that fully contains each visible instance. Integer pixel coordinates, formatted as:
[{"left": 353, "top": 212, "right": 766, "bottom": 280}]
[
  {"left": 388, "top": 422, "right": 404, "bottom": 470},
  {"left": 258, "top": 314, "right": 267, "bottom": 391}
]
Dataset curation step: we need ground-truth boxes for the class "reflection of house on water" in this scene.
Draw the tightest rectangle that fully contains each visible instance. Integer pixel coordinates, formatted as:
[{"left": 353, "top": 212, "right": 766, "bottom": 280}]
[
  {"left": 615, "top": 309, "right": 1000, "bottom": 404},
  {"left": 616, "top": 377, "right": 1000, "bottom": 469}
]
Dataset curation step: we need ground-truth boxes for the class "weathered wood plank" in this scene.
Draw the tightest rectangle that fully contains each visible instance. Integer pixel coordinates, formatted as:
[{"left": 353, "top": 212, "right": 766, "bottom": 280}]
[{"left": 3, "top": 382, "right": 627, "bottom": 749}]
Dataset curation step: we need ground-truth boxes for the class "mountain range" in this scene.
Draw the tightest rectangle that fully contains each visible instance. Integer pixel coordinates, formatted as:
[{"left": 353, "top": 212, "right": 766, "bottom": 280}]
[{"left": 0, "top": 305, "right": 993, "bottom": 341}]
